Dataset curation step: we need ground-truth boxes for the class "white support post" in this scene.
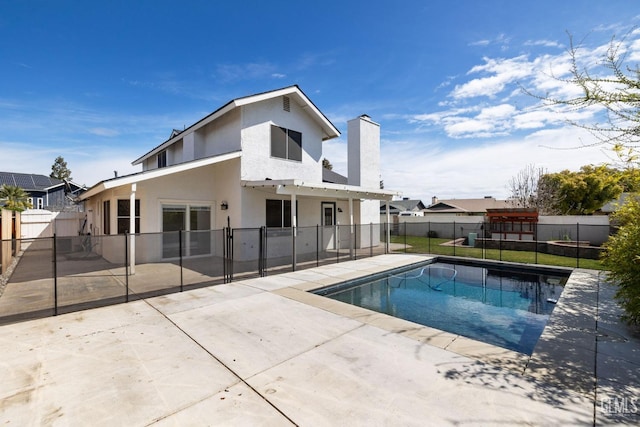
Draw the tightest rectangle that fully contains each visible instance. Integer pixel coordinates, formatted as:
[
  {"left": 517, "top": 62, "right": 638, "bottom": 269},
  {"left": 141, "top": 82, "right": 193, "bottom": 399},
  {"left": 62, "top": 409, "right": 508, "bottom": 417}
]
[{"left": 130, "top": 183, "right": 136, "bottom": 275}]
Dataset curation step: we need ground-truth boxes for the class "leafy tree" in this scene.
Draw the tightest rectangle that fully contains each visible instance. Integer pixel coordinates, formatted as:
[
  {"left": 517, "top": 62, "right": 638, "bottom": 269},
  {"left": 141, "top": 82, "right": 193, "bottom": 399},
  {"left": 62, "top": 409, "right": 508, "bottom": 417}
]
[
  {"left": 0, "top": 184, "right": 32, "bottom": 212},
  {"left": 539, "top": 165, "right": 623, "bottom": 214},
  {"left": 50, "top": 156, "right": 72, "bottom": 181},
  {"left": 602, "top": 194, "right": 640, "bottom": 324},
  {"left": 322, "top": 158, "right": 333, "bottom": 170}
]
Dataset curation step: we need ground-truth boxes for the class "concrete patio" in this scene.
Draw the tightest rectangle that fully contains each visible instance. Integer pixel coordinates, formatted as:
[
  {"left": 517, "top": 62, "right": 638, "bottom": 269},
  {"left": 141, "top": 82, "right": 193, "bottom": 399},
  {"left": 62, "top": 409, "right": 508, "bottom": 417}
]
[{"left": 0, "top": 254, "right": 638, "bottom": 425}]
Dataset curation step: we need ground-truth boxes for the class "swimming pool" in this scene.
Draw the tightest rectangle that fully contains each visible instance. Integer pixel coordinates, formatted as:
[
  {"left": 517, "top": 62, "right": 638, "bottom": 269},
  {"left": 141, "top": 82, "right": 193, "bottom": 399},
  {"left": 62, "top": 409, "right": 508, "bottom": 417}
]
[{"left": 315, "top": 260, "right": 569, "bottom": 354}]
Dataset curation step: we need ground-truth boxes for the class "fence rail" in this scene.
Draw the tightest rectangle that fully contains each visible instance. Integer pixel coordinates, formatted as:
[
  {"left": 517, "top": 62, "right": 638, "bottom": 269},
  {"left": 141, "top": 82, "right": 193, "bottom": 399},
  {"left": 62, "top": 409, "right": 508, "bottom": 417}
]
[{"left": 0, "top": 221, "right": 610, "bottom": 325}]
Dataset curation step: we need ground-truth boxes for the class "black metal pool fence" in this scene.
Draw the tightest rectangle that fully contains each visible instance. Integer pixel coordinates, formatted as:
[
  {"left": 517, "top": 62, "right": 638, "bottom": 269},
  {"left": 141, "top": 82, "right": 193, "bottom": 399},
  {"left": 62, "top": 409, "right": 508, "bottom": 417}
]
[{"left": 0, "top": 221, "right": 610, "bottom": 324}]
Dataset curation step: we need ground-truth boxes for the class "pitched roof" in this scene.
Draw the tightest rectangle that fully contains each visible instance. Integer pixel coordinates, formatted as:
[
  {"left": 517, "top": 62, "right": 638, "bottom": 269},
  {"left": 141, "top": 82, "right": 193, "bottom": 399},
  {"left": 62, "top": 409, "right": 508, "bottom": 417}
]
[
  {"left": 426, "top": 197, "right": 511, "bottom": 213},
  {"left": 132, "top": 85, "right": 340, "bottom": 166},
  {"left": 380, "top": 199, "right": 426, "bottom": 213},
  {"left": 0, "top": 172, "right": 63, "bottom": 191},
  {"left": 322, "top": 168, "right": 348, "bottom": 185}
]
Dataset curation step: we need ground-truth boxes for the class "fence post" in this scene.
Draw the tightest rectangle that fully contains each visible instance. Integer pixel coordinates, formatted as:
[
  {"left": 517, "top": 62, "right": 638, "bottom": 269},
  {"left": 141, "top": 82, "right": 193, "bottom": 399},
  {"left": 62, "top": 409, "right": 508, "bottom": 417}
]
[
  {"left": 428, "top": 222, "right": 431, "bottom": 253},
  {"left": 499, "top": 221, "right": 503, "bottom": 261},
  {"left": 292, "top": 225, "right": 297, "bottom": 272},
  {"left": 576, "top": 223, "right": 580, "bottom": 268},
  {"left": 453, "top": 221, "right": 456, "bottom": 257},
  {"left": 223, "top": 227, "right": 227, "bottom": 283},
  {"left": 263, "top": 226, "right": 268, "bottom": 275},
  {"left": 125, "top": 232, "right": 129, "bottom": 302},
  {"left": 179, "top": 229, "right": 184, "bottom": 291},
  {"left": 370, "top": 222, "right": 373, "bottom": 258},
  {"left": 384, "top": 222, "right": 388, "bottom": 254},
  {"left": 404, "top": 221, "right": 407, "bottom": 253},
  {"left": 354, "top": 223, "right": 357, "bottom": 261},
  {"left": 336, "top": 224, "right": 340, "bottom": 264},
  {"left": 53, "top": 233, "right": 58, "bottom": 315},
  {"left": 258, "top": 227, "right": 263, "bottom": 277},
  {"left": 316, "top": 224, "right": 319, "bottom": 267},
  {"left": 534, "top": 222, "right": 538, "bottom": 265},
  {"left": 482, "top": 220, "right": 486, "bottom": 260}
]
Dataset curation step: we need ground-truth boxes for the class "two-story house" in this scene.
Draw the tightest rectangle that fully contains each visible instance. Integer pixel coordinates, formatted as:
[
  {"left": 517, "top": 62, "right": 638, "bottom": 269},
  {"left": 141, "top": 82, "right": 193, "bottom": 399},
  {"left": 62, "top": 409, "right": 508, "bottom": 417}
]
[
  {"left": 79, "top": 85, "right": 399, "bottom": 267},
  {"left": 0, "top": 172, "right": 84, "bottom": 211}
]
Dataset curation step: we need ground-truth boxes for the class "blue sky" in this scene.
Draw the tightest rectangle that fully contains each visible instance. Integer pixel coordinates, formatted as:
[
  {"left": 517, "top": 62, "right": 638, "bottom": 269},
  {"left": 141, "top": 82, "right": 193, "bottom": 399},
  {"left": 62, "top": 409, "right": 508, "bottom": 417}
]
[{"left": 1, "top": 1, "right": 639, "bottom": 201}]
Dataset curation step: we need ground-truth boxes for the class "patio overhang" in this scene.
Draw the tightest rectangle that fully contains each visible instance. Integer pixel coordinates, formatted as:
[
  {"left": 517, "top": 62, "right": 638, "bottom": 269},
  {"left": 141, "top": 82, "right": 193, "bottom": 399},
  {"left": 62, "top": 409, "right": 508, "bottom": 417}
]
[
  {"left": 79, "top": 151, "right": 242, "bottom": 201},
  {"left": 240, "top": 179, "right": 400, "bottom": 201}
]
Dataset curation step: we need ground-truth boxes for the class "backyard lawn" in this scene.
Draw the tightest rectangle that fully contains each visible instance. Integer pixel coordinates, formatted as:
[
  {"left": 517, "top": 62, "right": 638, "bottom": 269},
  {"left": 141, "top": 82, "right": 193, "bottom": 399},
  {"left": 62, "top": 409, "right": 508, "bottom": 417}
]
[{"left": 390, "top": 235, "right": 605, "bottom": 270}]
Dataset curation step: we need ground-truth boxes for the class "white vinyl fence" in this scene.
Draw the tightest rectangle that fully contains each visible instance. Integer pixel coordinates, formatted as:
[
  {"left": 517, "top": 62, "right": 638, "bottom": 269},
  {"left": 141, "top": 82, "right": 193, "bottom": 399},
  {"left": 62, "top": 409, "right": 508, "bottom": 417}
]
[{"left": 20, "top": 210, "right": 86, "bottom": 239}]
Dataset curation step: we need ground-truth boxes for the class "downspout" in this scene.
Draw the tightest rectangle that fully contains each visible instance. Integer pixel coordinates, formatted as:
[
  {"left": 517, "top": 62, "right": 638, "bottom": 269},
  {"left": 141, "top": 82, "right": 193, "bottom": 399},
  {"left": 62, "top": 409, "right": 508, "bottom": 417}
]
[{"left": 130, "top": 183, "right": 136, "bottom": 275}]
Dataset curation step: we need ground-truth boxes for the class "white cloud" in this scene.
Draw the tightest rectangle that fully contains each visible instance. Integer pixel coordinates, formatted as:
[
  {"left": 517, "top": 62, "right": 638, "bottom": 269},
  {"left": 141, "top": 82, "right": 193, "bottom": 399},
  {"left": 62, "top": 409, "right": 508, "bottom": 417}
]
[
  {"left": 378, "top": 126, "right": 609, "bottom": 202},
  {"left": 451, "top": 55, "right": 532, "bottom": 99},
  {"left": 524, "top": 39, "right": 563, "bottom": 48}
]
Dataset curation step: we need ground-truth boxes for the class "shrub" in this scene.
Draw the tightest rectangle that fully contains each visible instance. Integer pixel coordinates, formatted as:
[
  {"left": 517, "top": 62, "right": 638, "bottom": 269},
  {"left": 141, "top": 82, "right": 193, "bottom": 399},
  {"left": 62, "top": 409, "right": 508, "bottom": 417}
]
[{"left": 602, "top": 194, "right": 640, "bottom": 324}]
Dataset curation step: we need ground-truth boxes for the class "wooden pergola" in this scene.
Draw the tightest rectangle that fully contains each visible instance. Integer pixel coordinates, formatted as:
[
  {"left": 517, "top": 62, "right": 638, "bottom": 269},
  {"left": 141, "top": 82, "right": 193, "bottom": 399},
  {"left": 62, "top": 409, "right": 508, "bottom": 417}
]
[{"left": 486, "top": 208, "right": 538, "bottom": 240}]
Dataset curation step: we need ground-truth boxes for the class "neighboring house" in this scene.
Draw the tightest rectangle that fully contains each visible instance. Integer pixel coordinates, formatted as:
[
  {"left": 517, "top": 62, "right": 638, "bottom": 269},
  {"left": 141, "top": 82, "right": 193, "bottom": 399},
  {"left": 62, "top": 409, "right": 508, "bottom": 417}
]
[
  {"left": 424, "top": 196, "right": 511, "bottom": 217},
  {"left": 600, "top": 192, "right": 632, "bottom": 215},
  {"left": 79, "top": 85, "right": 399, "bottom": 264},
  {"left": 0, "top": 172, "right": 84, "bottom": 211},
  {"left": 380, "top": 198, "right": 426, "bottom": 215}
]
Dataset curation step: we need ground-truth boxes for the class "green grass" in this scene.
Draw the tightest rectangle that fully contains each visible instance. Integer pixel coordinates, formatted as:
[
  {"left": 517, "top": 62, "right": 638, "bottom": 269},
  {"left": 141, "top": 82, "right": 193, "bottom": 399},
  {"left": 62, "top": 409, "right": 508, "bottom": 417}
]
[{"left": 390, "top": 235, "right": 605, "bottom": 270}]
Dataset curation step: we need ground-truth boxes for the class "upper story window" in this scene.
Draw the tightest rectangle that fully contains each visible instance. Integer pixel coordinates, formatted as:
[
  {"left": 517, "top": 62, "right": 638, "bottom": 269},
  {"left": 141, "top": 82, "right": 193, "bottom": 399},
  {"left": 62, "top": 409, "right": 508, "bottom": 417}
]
[
  {"left": 157, "top": 150, "right": 167, "bottom": 168},
  {"left": 271, "top": 126, "right": 302, "bottom": 161}
]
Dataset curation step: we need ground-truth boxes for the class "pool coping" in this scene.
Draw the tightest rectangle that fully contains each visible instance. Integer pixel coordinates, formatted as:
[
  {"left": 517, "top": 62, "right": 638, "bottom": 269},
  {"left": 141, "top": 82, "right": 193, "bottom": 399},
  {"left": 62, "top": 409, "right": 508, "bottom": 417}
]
[
  {"left": 274, "top": 254, "right": 580, "bottom": 374},
  {"left": 273, "top": 254, "right": 639, "bottom": 424}
]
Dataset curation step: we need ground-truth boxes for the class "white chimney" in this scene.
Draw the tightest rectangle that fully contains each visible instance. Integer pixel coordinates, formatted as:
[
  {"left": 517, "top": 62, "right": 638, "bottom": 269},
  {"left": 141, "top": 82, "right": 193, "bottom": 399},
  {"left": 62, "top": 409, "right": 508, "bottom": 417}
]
[
  {"left": 432, "top": 196, "right": 438, "bottom": 205},
  {"left": 348, "top": 114, "right": 380, "bottom": 188}
]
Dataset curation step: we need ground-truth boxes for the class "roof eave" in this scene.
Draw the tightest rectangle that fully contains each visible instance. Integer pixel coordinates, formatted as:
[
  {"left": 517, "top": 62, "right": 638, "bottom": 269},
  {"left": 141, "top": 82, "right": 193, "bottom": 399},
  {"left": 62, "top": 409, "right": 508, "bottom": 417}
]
[
  {"left": 132, "top": 85, "right": 340, "bottom": 166},
  {"left": 81, "top": 151, "right": 242, "bottom": 200}
]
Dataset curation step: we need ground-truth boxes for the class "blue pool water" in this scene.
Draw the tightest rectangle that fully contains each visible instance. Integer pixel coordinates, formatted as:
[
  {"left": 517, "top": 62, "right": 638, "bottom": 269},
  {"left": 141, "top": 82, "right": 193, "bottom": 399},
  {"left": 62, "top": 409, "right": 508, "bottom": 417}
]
[{"left": 318, "top": 261, "right": 568, "bottom": 354}]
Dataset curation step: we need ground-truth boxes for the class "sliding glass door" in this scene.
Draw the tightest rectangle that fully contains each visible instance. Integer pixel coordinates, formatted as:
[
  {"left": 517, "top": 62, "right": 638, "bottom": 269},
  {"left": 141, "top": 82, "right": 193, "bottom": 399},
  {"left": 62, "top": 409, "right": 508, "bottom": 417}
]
[{"left": 162, "top": 204, "right": 212, "bottom": 258}]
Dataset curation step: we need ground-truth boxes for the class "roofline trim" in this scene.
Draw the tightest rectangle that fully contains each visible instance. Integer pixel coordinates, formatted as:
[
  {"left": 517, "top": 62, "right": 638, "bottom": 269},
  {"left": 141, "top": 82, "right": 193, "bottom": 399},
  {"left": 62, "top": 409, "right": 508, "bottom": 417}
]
[{"left": 132, "top": 85, "right": 340, "bottom": 166}]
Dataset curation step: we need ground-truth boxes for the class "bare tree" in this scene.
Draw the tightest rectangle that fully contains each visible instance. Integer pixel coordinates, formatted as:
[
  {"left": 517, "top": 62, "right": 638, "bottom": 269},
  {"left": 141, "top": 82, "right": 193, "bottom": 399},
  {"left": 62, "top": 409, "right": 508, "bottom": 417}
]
[
  {"left": 507, "top": 164, "right": 547, "bottom": 209},
  {"left": 524, "top": 31, "right": 640, "bottom": 164}
]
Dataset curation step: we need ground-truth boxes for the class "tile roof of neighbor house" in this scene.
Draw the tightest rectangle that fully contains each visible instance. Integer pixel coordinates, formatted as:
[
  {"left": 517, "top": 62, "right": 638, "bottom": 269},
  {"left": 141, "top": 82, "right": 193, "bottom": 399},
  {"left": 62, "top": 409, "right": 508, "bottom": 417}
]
[
  {"left": 0, "top": 172, "right": 64, "bottom": 191},
  {"left": 132, "top": 85, "right": 341, "bottom": 166},
  {"left": 426, "top": 197, "right": 511, "bottom": 214}
]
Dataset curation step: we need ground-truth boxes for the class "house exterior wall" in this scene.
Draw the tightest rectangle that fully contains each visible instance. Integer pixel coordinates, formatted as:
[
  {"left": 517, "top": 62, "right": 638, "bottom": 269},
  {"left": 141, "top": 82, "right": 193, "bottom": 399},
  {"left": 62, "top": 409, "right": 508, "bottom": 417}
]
[
  {"left": 240, "top": 97, "right": 323, "bottom": 182},
  {"left": 142, "top": 109, "right": 242, "bottom": 171},
  {"left": 200, "top": 108, "right": 242, "bottom": 158}
]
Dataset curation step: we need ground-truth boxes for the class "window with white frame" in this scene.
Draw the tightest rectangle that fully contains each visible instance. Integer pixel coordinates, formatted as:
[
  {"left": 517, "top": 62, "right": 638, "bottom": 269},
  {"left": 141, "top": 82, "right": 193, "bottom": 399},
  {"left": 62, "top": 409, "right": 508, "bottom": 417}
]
[
  {"left": 117, "top": 199, "right": 140, "bottom": 234},
  {"left": 271, "top": 126, "right": 302, "bottom": 161}
]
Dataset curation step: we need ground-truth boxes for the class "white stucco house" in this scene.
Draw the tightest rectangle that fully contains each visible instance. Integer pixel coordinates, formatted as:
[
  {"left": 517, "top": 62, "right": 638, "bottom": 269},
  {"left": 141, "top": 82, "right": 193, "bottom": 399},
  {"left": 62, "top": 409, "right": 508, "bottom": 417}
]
[{"left": 79, "top": 85, "right": 399, "bottom": 267}]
